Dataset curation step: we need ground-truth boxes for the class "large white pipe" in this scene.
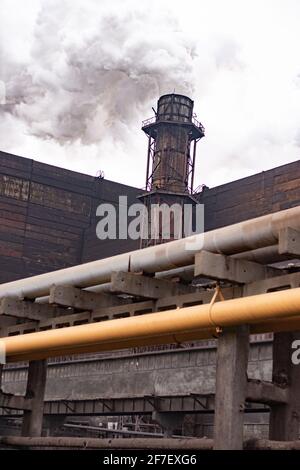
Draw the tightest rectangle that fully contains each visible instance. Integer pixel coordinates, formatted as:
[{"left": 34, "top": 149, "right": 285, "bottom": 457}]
[
  {"left": 157, "top": 245, "right": 287, "bottom": 281},
  {"left": 0, "top": 206, "right": 299, "bottom": 300},
  {"left": 35, "top": 244, "right": 284, "bottom": 303}
]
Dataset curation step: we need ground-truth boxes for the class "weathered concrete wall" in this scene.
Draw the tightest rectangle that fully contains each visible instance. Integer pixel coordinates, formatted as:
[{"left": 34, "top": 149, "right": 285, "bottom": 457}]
[
  {"left": 0, "top": 341, "right": 272, "bottom": 438},
  {"left": 2, "top": 341, "right": 272, "bottom": 400}
]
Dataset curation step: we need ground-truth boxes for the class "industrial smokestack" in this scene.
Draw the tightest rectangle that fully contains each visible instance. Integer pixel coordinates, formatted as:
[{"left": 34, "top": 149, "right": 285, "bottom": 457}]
[
  {"left": 139, "top": 94, "right": 204, "bottom": 248},
  {"left": 142, "top": 93, "right": 204, "bottom": 193}
]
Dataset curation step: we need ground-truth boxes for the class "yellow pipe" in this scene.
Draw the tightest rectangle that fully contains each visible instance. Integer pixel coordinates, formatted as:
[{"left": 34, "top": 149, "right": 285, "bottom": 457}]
[{"left": 1, "top": 287, "right": 300, "bottom": 363}]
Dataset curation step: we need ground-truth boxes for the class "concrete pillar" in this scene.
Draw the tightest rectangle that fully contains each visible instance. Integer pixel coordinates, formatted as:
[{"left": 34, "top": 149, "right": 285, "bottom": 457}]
[
  {"left": 22, "top": 360, "right": 47, "bottom": 437},
  {"left": 214, "top": 325, "right": 249, "bottom": 450},
  {"left": 269, "top": 332, "right": 300, "bottom": 440}
]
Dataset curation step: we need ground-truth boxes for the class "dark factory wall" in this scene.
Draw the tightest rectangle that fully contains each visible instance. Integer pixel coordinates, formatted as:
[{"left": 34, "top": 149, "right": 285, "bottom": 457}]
[
  {"left": 198, "top": 159, "right": 300, "bottom": 231},
  {"left": 0, "top": 150, "right": 299, "bottom": 285},
  {"left": 81, "top": 179, "right": 141, "bottom": 262},
  {"left": 0, "top": 151, "right": 140, "bottom": 283}
]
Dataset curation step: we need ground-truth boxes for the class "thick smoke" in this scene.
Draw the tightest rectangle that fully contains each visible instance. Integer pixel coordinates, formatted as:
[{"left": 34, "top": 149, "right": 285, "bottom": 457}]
[
  {"left": 1, "top": 0, "right": 197, "bottom": 145},
  {"left": 1, "top": 0, "right": 299, "bottom": 189}
]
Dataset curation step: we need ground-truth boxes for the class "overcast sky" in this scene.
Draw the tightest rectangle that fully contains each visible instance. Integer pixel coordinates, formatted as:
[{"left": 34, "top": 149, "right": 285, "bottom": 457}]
[{"left": 0, "top": 0, "right": 300, "bottom": 190}]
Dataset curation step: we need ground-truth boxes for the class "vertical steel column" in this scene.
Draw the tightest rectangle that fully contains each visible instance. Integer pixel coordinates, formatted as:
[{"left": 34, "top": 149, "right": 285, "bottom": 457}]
[
  {"left": 190, "top": 139, "right": 197, "bottom": 192},
  {"left": 269, "top": 331, "right": 300, "bottom": 440},
  {"left": 22, "top": 359, "right": 47, "bottom": 437},
  {"left": 145, "top": 134, "right": 152, "bottom": 190},
  {"left": 214, "top": 325, "right": 249, "bottom": 449}
]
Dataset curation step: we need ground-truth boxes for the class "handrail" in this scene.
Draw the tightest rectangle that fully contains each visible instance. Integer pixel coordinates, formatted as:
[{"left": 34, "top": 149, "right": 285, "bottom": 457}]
[{"left": 142, "top": 115, "right": 205, "bottom": 133}]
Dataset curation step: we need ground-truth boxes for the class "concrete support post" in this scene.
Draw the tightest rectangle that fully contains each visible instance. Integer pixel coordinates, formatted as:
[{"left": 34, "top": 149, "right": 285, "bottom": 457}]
[
  {"left": 22, "top": 359, "right": 47, "bottom": 437},
  {"left": 214, "top": 325, "right": 249, "bottom": 450},
  {"left": 269, "top": 332, "right": 300, "bottom": 440}
]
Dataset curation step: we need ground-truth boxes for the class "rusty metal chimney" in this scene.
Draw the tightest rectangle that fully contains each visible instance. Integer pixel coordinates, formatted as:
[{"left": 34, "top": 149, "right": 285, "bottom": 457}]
[
  {"left": 139, "top": 94, "right": 204, "bottom": 248},
  {"left": 142, "top": 93, "right": 204, "bottom": 193}
]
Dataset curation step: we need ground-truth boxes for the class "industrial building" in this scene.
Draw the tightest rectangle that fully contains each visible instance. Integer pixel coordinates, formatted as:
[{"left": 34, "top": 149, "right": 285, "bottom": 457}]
[{"left": 0, "top": 94, "right": 300, "bottom": 450}]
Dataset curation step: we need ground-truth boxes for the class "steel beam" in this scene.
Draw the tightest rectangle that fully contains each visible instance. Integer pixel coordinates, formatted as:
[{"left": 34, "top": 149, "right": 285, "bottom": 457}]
[{"left": 0, "top": 393, "right": 268, "bottom": 417}]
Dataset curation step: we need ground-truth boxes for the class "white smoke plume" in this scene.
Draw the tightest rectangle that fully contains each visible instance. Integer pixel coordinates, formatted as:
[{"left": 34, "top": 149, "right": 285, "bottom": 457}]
[
  {"left": 1, "top": 0, "right": 197, "bottom": 145},
  {"left": 0, "top": 0, "right": 300, "bottom": 188}
]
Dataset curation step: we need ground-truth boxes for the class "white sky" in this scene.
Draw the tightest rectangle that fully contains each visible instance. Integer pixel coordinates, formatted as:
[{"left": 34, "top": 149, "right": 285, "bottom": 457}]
[{"left": 0, "top": 0, "right": 300, "bottom": 189}]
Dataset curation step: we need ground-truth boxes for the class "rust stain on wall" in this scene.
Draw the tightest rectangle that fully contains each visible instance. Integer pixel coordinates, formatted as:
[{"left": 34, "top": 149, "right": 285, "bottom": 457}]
[
  {"left": 30, "top": 182, "right": 91, "bottom": 216},
  {"left": 0, "top": 175, "right": 29, "bottom": 201}
]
